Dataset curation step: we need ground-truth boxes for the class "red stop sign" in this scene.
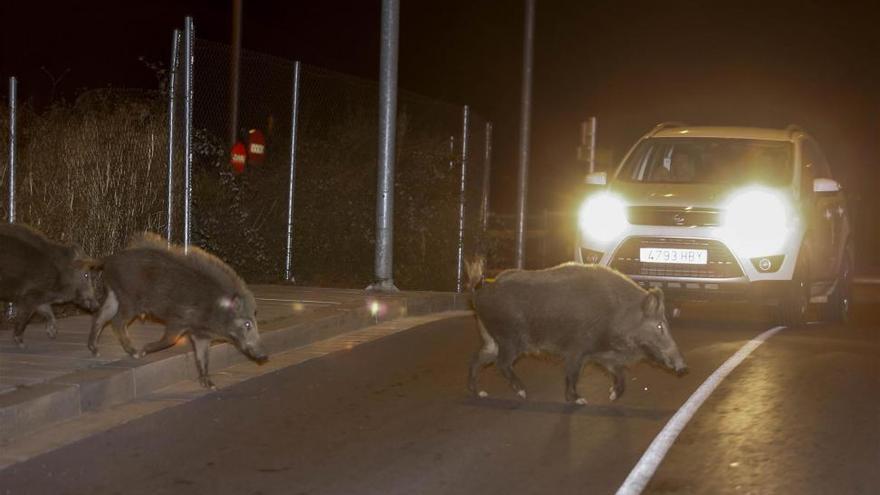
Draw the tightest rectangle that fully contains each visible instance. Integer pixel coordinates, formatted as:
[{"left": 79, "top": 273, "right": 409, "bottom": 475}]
[
  {"left": 247, "top": 129, "right": 266, "bottom": 165},
  {"left": 231, "top": 142, "right": 247, "bottom": 174}
]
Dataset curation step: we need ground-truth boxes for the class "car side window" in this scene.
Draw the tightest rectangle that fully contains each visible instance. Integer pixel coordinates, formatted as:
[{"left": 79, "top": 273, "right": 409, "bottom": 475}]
[
  {"left": 801, "top": 140, "right": 819, "bottom": 195},
  {"left": 812, "top": 142, "right": 832, "bottom": 179}
]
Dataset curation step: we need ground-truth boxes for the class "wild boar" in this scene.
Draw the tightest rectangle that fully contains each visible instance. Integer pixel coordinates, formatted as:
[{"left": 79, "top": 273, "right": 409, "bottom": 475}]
[
  {"left": 0, "top": 223, "right": 100, "bottom": 347},
  {"left": 466, "top": 259, "right": 687, "bottom": 404},
  {"left": 88, "top": 233, "right": 267, "bottom": 389}
]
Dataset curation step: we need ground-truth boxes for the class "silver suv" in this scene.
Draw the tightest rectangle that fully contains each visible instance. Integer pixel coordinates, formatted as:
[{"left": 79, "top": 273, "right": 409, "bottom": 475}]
[{"left": 576, "top": 123, "right": 853, "bottom": 325}]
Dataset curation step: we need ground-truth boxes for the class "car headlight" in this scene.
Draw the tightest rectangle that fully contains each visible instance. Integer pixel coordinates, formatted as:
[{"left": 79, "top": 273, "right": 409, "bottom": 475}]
[
  {"left": 578, "top": 192, "right": 628, "bottom": 243},
  {"left": 721, "top": 188, "right": 792, "bottom": 257}
]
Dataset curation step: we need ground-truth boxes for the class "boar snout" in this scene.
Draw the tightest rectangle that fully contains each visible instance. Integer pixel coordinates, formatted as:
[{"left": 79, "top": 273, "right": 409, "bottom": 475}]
[
  {"left": 669, "top": 353, "right": 688, "bottom": 376},
  {"left": 244, "top": 343, "right": 269, "bottom": 364}
]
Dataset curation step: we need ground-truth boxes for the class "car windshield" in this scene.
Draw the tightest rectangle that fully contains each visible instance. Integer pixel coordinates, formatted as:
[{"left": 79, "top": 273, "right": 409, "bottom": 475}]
[{"left": 617, "top": 137, "right": 793, "bottom": 186}]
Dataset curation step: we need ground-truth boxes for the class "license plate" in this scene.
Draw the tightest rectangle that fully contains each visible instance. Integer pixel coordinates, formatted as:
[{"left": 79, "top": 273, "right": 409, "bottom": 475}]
[{"left": 640, "top": 247, "right": 708, "bottom": 265}]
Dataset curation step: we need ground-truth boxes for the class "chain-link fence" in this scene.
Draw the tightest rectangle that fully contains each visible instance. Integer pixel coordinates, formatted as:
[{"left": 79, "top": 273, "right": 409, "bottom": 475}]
[
  {"left": 0, "top": 88, "right": 169, "bottom": 258},
  {"left": 0, "top": 29, "right": 491, "bottom": 292},
  {"left": 170, "top": 37, "right": 491, "bottom": 290},
  {"left": 0, "top": 103, "right": 8, "bottom": 223}
]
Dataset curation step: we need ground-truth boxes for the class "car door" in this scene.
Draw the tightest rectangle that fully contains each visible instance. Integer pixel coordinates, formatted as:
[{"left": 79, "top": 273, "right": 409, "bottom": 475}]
[{"left": 800, "top": 138, "right": 839, "bottom": 282}]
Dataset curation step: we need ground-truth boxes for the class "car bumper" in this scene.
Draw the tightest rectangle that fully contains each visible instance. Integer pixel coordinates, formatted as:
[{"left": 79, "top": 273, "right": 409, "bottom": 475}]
[
  {"left": 576, "top": 224, "right": 805, "bottom": 304},
  {"left": 624, "top": 275, "right": 791, "bottom": 305}
]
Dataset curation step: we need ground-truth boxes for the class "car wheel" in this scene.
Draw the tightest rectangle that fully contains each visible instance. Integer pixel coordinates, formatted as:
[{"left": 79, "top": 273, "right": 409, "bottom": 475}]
[
  {"left": 777, "top": 248, "right": 810, "bottom": 327},
  {"left": 821, "top": 248, "right": 852, "bottom": 325}
]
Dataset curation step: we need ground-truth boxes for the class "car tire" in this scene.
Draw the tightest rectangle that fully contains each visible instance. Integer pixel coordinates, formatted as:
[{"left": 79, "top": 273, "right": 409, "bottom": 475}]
[
  {"left": 777, "top": 247, "right": 810, "bottom": 327},
  {"left": 821, "top": 247, "right": 852, "bottom": 325}
]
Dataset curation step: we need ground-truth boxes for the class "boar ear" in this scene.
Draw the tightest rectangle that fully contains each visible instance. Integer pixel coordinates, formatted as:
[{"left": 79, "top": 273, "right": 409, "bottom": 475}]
[
  {"left": 74, "top": 257, "right": 103, "bottom": 271},
  {"left": 85, "top": 258, "right": 103, "bottom": 270},
  {"left": 218, "top": 295, "right": 241, "bottom": 312},
  {"left": 641, "top": 288, "right": 665, "bottom": 317}
]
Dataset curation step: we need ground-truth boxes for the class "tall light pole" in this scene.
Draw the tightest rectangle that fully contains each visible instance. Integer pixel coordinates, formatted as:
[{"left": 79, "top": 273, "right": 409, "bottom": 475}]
[
  {"left": 514, "top": 0, "right": 535, "bottom": 269},
  {"left": 369, "top": 0, "right": 400, "bottom": 292}
]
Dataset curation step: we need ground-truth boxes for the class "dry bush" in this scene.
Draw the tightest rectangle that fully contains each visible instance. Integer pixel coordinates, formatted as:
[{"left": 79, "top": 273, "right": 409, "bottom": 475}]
[{"left": 14, "top": 89, "right": 168, "bottom": 258}]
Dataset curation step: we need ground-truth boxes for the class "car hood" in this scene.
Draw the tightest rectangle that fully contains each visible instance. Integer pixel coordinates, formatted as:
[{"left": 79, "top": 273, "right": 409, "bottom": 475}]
[{"left": 609, "top": 181, "right": 733, "bottom": 209}]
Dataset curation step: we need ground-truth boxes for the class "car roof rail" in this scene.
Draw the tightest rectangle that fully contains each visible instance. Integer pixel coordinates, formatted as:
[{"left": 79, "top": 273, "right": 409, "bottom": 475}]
[
  {"left": 785, "top": 124, "right": 805, "bottom": 136},
  {"left": 648, "top": 121, "right": 688, "bottom": 136}
]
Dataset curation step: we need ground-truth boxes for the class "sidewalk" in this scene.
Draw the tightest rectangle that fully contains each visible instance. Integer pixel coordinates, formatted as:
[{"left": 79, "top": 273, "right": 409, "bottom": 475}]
[{"left": 0, "top": 286, "right": 471, "bottom": 444}]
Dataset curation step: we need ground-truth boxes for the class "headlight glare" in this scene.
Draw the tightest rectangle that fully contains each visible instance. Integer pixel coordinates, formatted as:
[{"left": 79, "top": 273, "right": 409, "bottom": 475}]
[
  {"left": 578, "top": 193, "right": 628, "bottom": 243},
  {"left": 721, "top": 188, "right": 791, "bottom": 257}
]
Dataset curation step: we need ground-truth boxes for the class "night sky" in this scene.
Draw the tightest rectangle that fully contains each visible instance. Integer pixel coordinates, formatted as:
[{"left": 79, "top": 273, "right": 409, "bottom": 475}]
[{"left": 3, "top": 1, "right": 879, "bottom": 231}]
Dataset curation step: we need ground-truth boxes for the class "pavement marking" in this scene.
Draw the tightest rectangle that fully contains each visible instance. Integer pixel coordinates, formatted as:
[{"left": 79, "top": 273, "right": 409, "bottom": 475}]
[
  {"left": 255, "top": 298, "right": 342, "bottom": 305},
  {"left": 615, "top": 325, "right": 785, "bottom": 495}
]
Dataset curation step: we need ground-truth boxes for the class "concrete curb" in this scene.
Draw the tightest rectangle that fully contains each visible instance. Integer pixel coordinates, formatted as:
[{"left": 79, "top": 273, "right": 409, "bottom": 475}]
[{"left": 0, "top": 291, "right": 470, "bottom": 445}]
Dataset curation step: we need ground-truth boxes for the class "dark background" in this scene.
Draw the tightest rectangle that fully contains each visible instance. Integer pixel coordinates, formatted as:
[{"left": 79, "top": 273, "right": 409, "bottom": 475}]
[{"left": 2, "top": 0, "right": 878, "bottom": 263}]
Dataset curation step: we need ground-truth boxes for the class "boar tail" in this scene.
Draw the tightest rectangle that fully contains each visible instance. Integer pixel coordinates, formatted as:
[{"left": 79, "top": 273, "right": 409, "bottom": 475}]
[{"left": 464, "top": 256, "right": 485, "bottom": 292}]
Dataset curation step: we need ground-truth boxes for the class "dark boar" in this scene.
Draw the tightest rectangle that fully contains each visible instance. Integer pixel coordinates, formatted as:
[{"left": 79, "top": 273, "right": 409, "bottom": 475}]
[
  {"left": 0, "top": 223, "right": 100, "bottom": 347},
  {"left": 88, "top": 233, "right": 267, "bottom": 389},
  {"left": 466, "top": 260, "right": 687, "bottom": 404}
]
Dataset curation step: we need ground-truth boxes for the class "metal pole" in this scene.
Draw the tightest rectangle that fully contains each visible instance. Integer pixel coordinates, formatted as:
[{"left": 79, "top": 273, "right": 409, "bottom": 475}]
[
  {"left": 183, "top": 17, "right": 194, "bottom": 254},
  {"left": 7, "top": 77, "right": 16, "bottom": 223},
  {"left": 369, "top": 0, "right": 400, "bottom": 292},
  {"left": 166, "top": 30, "right": 180, "bottom": 245},
  {"left": 514, "top": 0, "right": 535, "bottom": 269},
  {"left": 284, "top": 61, "right": 302, "bottom": 282},
  {"left": 455, "top": 105, "right": 470, "bottom": 293},
  {"left": 480, "top": 122, "right": 493, "bottom": 236},
  {"left": 229, "top": 0, "right": 242, "bottom": 148}
]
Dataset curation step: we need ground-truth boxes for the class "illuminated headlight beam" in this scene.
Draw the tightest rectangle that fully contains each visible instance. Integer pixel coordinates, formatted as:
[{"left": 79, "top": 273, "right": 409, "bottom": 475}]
[
  {"left": 578, "top": 192, "right": 628, "bottom": 243},
  {"left": 721, "top": 188, "right": 793, "bottom": 258}
]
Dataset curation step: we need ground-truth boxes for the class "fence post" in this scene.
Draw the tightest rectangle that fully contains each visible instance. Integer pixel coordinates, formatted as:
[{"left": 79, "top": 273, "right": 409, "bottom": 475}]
[
  {"left": 7, "top": 76, "right": 17, "bottom": 223},
  {"left": 166, "top": 30, "right": 180, "bottom": 245},
  {"left": 369, "top": 0, "right": 400, "bottom": 292},
  {"left": 284, "top": 61, "right": 302, "bottom": 282},
  {"left": 455, "top": 105, "right": 470, "bottom": 293},
  {"left": 229, "top": 0, "right": 242, "bottom": 148},
  {"left": 514, "top": 0, "right": 535, "bottom": 269},
  {"left": 480, "top": 121, "right": 493, "bottom": 242},
  {"left": 183, "top": 16, "right": 194, "bottom": 254}
]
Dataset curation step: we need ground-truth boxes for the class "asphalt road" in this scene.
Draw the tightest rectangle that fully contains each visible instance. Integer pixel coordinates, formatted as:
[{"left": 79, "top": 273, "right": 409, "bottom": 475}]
[{"left": 1, "top": 304, "right": 878, "bottom": 495}]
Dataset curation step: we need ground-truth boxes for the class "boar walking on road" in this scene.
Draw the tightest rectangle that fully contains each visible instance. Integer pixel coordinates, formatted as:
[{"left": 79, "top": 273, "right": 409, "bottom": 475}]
[
  {"left": 466, "top": 259, "right": 687, "bottom": 404},
  {"left": 89, "top": 233, "right": 268, "bottom": 389},
  {"left": 0, "top": 224, "right": 100, "bottom": 347}
]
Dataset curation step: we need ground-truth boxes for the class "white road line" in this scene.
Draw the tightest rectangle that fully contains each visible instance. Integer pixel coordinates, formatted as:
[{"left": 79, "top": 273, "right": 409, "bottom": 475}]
[{"left": 615, "top": 325, "right": 785, "bottom": 495}]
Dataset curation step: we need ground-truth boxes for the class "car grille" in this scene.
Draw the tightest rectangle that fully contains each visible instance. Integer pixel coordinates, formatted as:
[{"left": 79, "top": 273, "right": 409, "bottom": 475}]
[
  {"left": 610, "top": 237, "right": 743, "bottom": 278},
  {"left": 626, "top": 206, "right": 721, "bottom": 227}
]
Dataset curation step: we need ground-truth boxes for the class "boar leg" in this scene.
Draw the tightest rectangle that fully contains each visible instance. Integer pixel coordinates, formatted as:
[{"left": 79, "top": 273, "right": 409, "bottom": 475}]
[
  {"left": 141, "top": 325, "right": 187, "bottom": 355},
  {"left": 564, "top": 354, "right": 588, "bottom": 405},
  {"left": 595, "top": 359, "right": 626, "bottom": 401},
  {"left": 89, "top": 289, "right": 119, "bottom": 356},
  {"left": 11, "top": 300, "right": 36, "bottom": 348},
  {"left": 108, "top": 313, "right": 140, "bottom": 358},
  {"left": 189, "top": 335, "right": 215, "bottom": 389},
  {"left": 35, "top": 304, "right": 57, "bottom": 339},
  {"left": 496, "top": 345, "right": 527, "bottom": 399},
  {"left": 467, "top": 321, "right": 498, "bottom": 397}
]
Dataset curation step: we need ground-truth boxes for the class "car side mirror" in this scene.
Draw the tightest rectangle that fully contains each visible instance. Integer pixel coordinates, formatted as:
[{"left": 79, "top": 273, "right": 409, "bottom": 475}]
[
  {"left": 813, "top": 177, "right": 841, "bottom": 193},
  {"left": 585, "top": 171, "right": 607, "bottom": 186}
]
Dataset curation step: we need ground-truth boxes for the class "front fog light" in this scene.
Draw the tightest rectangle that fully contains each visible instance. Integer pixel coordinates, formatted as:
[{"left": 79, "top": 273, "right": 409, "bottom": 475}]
[
  {"left": 578, "top": 193, "right": 628, "bottom": 243},
  {"left": 751, "top": 255, "right": 784, "bottom": 273}
]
